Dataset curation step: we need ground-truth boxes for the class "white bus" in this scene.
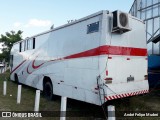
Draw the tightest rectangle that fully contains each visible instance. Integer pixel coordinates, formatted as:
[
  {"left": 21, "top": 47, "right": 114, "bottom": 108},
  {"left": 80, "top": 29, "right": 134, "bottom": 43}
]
[{"left": 10, "top": 10, "right": 149, "bottom": 105}]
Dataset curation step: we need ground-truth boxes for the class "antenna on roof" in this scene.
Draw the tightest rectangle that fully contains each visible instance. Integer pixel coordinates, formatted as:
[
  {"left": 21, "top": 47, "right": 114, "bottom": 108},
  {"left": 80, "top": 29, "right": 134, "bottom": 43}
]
[{"left": 50, "top": 24, "right": 54, "bottom": 29}]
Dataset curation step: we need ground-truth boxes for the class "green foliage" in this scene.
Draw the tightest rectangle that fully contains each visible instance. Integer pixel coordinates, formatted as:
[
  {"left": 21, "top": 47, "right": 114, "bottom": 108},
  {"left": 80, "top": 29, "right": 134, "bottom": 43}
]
[{"left": 0, "top": 30, "right": 23, "bottom": 62}]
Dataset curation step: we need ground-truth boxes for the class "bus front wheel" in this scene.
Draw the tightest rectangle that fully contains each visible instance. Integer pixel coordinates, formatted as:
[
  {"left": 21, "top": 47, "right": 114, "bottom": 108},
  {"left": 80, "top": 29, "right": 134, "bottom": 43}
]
[
  {"left": 44, "top": 81, "right": 53, "bottom": 101},
  {"left": 15, "top": 74, "right": 19, "bottom": 84}
]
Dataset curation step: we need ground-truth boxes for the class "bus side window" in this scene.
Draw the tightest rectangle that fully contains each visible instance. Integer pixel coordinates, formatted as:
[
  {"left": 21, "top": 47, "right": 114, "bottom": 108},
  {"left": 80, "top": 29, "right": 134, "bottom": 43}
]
[
  {"left": 29, "top": 39, "right": 32, "bottom": 50},
  {"left": 33, "top": 38, "right": 35, "bottom": 49},
  {"left": 87, "top": 21, "right": 99, "bottom": 34},
  {"left": 24, "top": 40, "right": 26, "bottom": 51},
  {"left": 19, "top": 38, "right": 35, "bottom": 51},
  {"left": 21, "top": 41, "right": 24, "bottom": 52},
  {"left": 19, "top": 42, "right": 22, "bottom": 52},
  {"left": 25, "top": 40, "right": 28, "bottom": 50},
  {"left": 27, "top": 39, "right": 30, "bottom": 50},
  {"left": 27, "top": 39, "right": 29, "bottom": 50}
]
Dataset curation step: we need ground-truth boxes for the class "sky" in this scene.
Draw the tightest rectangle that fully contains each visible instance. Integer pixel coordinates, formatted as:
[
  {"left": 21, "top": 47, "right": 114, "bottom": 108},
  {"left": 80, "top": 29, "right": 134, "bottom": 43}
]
[{"left": 0, "top": 0, "right": 134, "bottom": 39}]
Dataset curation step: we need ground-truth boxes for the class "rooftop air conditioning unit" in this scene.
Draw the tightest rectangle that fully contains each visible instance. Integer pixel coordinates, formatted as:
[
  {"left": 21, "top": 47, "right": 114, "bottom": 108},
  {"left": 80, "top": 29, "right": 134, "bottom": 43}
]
[{"left": 112, "top": 10, "right": 131, "bottom": 33}]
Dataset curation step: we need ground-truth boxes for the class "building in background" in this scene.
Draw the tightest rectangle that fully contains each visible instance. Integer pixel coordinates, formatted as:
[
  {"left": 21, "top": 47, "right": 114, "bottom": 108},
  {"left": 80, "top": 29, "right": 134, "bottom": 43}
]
[{"left": 130, "top": 0, "right": 160, "bottom": 71}]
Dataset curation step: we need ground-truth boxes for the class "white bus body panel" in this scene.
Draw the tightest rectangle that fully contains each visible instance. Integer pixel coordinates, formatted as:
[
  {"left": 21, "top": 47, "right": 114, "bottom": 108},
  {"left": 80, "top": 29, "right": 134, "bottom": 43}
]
[{"left": 10, "top": 11, "right": 149, "bottom": 105}]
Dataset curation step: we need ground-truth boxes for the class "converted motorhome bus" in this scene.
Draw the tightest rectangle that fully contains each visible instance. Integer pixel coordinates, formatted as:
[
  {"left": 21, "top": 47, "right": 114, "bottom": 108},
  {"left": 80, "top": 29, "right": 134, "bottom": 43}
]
[{"left": 10, "top": 10, "right": 149, "bottom": 105}]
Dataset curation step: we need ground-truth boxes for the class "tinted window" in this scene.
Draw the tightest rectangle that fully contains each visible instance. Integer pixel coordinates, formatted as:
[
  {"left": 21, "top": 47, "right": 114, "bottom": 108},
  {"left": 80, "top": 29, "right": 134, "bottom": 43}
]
[
  {"left": 19, "top": 42, "right": 22, "bottom": 52},
  {"left": 33, "top": 38, "right": 35, "bottom": 49},
  {"left": 19, "top": 38, "right": 35, "bottom": 52},
  {"left": 87, "top": 22, "right": 99, "bottom": 34}
]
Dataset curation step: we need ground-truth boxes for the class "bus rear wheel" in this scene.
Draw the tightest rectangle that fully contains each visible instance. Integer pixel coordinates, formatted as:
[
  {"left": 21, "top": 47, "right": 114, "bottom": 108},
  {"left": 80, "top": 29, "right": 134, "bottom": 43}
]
[{"left": 44, "top": 81, "right": 53, "bottom": 101}]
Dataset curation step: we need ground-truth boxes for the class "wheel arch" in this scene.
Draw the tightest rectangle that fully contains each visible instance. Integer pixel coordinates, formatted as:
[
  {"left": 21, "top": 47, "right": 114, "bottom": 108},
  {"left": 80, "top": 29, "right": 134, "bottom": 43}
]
[{"left": 43, "top": 76, "right": 53, "bottom": 90}]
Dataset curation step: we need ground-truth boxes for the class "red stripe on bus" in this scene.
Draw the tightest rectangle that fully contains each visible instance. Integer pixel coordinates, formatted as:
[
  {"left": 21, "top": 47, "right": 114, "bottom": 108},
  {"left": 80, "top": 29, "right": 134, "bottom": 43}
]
[
  {"left": 64, "top": 45, "right": 147, "bottom": 59},
  {"left": 13, "top": 45, "right": 147, "bottom": 74},
  {"left": 27, "top": 45, "right": 147, "bottom": 74},
  {"left": 27, "top": 62, "right": 33, "bottom": 74},
  {"left": 11, "top": 60, "right": 26, "bottom": 74},
  {"left": 32, "top": 59, "right": 44, "bottom": 69}
]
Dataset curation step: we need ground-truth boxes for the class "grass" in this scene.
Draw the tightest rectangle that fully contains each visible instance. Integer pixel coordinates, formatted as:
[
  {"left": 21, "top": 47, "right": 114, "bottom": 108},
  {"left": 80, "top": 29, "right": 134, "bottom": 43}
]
[{"left": 0, "top": 70, "right": 159, "bottom": 120}]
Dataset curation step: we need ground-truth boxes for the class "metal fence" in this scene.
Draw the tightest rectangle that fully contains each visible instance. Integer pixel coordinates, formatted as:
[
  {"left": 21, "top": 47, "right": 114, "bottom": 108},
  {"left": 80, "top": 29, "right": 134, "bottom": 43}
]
[{"left": 130, "top": 0, "right": 160, "bottom": 55}]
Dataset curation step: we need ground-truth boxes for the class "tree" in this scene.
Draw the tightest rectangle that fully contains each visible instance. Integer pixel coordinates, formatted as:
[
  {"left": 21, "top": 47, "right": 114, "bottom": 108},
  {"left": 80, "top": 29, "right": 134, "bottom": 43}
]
[{"left": 0, "top": 30, "right": 23, "bottom": 62}]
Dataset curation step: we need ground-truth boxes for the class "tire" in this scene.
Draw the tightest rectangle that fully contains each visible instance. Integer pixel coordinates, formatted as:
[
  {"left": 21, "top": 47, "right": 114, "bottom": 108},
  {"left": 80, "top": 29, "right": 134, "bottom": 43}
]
[
  {"left": 15, "top": 74, "right": 19, "bottom": 84},
  {"left": 44, "top": 81, "right": 53, "bottom": 101}
]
